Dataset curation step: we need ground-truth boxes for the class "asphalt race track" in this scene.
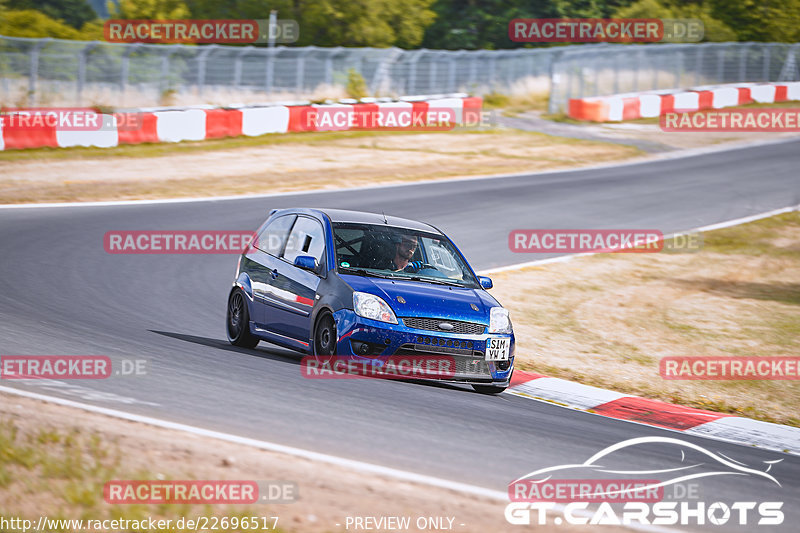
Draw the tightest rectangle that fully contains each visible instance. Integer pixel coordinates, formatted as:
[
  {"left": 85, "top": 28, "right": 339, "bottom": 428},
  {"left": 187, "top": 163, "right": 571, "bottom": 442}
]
[{"left": 1, "top": 139, "right": 799, "bottom": 531}]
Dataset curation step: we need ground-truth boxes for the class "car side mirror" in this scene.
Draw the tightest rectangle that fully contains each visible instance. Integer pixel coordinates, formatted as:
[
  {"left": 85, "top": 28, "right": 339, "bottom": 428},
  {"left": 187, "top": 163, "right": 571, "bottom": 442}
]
[
  {"left": 294, "top": 255, "right": 318, "bottom": 272},
  {"left": 478, "top": 276, "right": 493, "bottom": 289}
]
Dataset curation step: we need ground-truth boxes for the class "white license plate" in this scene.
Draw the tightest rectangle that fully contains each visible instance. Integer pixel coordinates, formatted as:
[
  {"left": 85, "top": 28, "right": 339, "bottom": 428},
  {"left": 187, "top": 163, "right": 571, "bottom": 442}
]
[{"left": 485, "top": 337, "right": 510, "bottom": 361}]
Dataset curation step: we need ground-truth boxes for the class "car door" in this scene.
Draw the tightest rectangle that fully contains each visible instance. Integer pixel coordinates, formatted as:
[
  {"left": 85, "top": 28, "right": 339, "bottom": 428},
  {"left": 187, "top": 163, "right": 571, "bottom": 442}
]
[
  {"left": 247, "top": 214, "right": 295, "bottom": 328},
  {"left": 266, "top": 216, "right": 327, "bottom": 344}
]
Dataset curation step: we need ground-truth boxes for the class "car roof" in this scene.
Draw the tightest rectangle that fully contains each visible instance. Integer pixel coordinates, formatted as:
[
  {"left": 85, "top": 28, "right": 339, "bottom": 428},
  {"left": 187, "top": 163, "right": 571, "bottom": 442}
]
[{"left": 273, "top": 208, "right": 442, "bottom": 234}]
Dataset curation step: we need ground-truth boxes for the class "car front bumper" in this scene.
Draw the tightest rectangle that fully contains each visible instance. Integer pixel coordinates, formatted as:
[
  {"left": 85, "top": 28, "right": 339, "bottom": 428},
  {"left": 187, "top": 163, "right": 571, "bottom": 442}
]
[{"left": 331, "top": 309, "right": 514, "bottom": 383}]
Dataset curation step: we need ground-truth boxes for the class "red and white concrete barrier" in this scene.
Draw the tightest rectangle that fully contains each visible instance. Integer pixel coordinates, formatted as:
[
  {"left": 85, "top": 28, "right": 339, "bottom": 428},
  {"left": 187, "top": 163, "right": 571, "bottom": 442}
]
[
  {"left": 0, "top": 94, "right": 481, "bottom": 151},
  {"left": 568, "top": 82, "right": 800, "bottom": 122}
]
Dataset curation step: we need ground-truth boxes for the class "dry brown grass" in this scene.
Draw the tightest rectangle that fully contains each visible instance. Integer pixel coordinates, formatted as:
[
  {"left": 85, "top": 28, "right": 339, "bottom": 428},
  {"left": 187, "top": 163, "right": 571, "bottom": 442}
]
[
  {"left": 492, "top": 212, "right": 800, "bottom": 426},
  {"left": 0, "top": 130, "right": 640, "bottom": 204},
  {"left": 0, "top": 393, "right": 634, "bottom": 533}
]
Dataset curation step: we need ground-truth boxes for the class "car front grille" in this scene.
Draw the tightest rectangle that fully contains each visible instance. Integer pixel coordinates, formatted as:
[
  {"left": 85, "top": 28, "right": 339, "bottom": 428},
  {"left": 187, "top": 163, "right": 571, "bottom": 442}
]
[
  {"left": 402, "top": 317, "right": 486, "bottom": 335},
  {"left": 395, "top": 344, "right": 491, "bottom": 379}
]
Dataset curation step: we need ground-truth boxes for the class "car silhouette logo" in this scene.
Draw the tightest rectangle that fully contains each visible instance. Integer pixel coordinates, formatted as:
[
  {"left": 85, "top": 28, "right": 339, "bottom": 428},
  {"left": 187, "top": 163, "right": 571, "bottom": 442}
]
[
  {"left": 512, "top": 436, "right": 783, "bottom": 499},
  {"left": 397, "top": 296, "right": 406, "bottom": 304},
  {"left": 439, "top": 322, "right": 454, "bottom": 330},
  {"left": 471, "top": 304, "right": 480, "bottom": 311}
]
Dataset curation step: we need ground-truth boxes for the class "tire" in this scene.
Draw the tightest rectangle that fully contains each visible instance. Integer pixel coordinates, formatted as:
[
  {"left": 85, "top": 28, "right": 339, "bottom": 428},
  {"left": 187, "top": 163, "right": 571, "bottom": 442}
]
[
  {"left": 226, "top": 288, "right": 260, "bottom": 349},
  {"left": 471, "top": 384, "right": 507, "bottom": 394},
  {"left": 312, "top": 313, "right": 337, "bottom": 357}
]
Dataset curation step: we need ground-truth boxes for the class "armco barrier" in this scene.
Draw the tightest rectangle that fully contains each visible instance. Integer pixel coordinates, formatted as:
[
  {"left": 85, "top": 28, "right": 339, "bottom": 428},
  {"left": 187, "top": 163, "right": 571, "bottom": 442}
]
[
  {"left": 568, "top": 82, "right": 800, "bottom": 122},
  {"left": 0, "top": 95, "right": 481, "bottom": 150}
]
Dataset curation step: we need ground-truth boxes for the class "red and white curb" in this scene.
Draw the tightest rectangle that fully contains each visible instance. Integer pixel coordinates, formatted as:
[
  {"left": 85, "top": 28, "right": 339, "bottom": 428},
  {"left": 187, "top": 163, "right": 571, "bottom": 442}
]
[
  {"left": 0, "top": 94, "right": 482, "bottom": 151},
  {"left": 568, "top": 81, "right": 800, "bottom": 122},
  {"left": 507, "top": 370, "right": 800, "bottom": 455}
]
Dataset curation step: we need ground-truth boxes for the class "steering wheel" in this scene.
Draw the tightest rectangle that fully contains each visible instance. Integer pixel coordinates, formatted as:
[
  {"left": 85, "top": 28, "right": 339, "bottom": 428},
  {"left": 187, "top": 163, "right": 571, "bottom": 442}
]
[{"left": 404, "top": 261, "right": 439, "bottom": 273}]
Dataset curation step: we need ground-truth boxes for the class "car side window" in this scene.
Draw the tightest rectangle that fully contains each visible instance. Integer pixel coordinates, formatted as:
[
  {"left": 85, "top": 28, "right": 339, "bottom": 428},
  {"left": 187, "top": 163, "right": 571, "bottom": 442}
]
[
  {"left": 255, "top": 215, "right": 296, "bottom": 256},
  {"left": 283, "top": 216, "right": 326, "bottom": 270}
]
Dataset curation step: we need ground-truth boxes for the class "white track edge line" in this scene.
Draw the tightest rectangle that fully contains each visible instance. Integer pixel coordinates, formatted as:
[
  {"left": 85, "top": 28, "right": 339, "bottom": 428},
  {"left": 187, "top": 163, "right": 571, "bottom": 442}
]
[
  {"left": 0, "top": 385, "right": 504, "bottom": 498},
  {"left": 478, "top": 204, "right": 799, "bottom": 274},
  {"left": 0, "top": 137, "right": 797, "bottom": 210},
  {"left": 0, "top": 385, "right": 679, "bottom": 533}
]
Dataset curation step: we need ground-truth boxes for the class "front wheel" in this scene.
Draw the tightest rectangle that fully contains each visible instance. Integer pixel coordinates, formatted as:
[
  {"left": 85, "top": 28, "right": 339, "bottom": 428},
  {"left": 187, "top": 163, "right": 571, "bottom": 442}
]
[
  {"left": 226, "top": 288, "right": 260, "bottom": 349},
  {"left": 313, "top": 313, "right": 337, "bottom": 357},
  {"left": 472, "top": 384, "right": 507, "bottom": 394}
]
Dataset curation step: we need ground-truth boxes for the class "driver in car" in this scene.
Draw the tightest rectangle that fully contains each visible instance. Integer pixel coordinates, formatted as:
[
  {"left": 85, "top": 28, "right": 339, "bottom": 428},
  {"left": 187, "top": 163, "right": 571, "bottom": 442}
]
[{"left": 391, "top": 235, "right": 425, "bottom": 272}]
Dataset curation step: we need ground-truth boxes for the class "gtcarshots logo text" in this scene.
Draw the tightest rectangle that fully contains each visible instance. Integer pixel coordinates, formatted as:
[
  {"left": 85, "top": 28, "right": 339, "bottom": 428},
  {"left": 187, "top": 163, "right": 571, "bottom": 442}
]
[{"left": 505, "top": 436, "right": 784, "bottom": 527}]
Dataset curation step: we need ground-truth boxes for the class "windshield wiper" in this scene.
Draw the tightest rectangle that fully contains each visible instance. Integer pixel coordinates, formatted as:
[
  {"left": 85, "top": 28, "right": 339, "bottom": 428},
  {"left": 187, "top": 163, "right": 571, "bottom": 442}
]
[
  {"left": 339, "top": 267, "right": 397, "bottom": 279},
  {"left": 406, "top": 276, "right": 465, "bottom": 287}
]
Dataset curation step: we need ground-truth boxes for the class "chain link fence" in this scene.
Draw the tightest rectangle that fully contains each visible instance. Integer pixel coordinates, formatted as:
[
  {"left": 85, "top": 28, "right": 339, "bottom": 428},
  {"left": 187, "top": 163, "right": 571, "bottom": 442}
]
[
  {"left": 0, "top": 34, "right": 798, "bottom": 112},
  {"left": 0, "top": 35, "right": 555, "bottom": 108},
  {"left": 549, "top": 42, "right": 800, "bottom": 113}
]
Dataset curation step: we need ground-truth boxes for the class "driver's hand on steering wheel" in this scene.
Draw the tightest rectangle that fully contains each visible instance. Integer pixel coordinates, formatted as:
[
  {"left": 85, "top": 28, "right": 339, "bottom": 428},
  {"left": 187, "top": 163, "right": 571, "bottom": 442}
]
[{"left": 404, "top": 261, "right": 425, "bottom": 273}]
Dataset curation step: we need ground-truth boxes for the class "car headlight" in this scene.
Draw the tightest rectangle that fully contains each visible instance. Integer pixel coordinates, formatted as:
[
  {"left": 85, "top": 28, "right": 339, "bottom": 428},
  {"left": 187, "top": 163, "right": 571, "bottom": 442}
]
[
  {"left": 353, "top": 292, "right": 398, "bottom": 324},
  {"left": 488, "top": 307, "right": 512, "bottom": 334}
]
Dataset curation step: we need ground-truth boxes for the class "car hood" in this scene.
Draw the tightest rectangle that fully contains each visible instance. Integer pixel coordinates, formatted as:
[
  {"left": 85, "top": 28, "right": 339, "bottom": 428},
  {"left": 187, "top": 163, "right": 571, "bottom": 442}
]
[{"left": 341, "top": 274, "right": 498, "bottom": 322}]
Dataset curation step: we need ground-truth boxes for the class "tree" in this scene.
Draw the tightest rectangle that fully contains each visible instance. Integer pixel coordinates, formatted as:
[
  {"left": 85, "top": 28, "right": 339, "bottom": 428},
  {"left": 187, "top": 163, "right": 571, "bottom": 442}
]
[
  {"left": 0, "top": 8, "right": 104, "bottom": 38},
  {"left": 184, "top": 0, "right": 295, "bottom": 19},
  {"left": 422, "top": 0, "right": 565, "bottom": 50},
  {"left": 109, "top": 0, "right": 191, "bottom": 19},
  {"left": 0, "top": 9, "right": 82, "bottom": 38},
  {"left": 298, "top": 0, "right": 436, "bottom": 48},
  {"left": 7, "top": 0, "right": 97, "bottom": 30},
  {"left": 616, "top": 0, "right": 736, "bottom": 42},
  {"left": 708, "top": 0, "right": 800, "bottom": 42}
]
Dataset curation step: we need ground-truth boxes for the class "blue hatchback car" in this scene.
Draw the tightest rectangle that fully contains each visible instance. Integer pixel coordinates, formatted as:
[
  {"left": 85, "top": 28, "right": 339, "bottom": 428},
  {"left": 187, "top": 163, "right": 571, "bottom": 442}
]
[{"left": 226, "top": 208, "right": 514, "bottom": 393}]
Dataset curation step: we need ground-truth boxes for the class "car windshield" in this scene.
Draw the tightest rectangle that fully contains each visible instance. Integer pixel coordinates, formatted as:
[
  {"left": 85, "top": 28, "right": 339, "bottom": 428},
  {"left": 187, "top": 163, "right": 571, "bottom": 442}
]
[{"left": 332, "top": 223, "right": 480, "bottom": 288}]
